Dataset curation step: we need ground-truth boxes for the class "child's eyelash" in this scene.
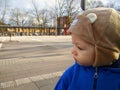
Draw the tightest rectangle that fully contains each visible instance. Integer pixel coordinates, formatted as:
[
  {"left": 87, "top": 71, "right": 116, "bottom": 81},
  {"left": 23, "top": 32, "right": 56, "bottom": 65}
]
[{"left": 77, "top": 46, "right": 83, "bottom": 50}]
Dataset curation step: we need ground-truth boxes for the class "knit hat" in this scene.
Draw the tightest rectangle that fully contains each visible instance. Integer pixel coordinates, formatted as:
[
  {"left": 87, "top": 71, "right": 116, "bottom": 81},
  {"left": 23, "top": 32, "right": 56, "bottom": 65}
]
[{"left": 69, "top": 7, "right": 120, "bottom": 67}]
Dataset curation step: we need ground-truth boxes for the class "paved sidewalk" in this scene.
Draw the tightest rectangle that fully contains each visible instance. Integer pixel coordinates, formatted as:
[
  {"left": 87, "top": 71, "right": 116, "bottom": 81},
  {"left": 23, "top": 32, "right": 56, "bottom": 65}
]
[
  {"left": 0, "top": 36, "right": 71, "bottom": 42},
  {"left": 0, "top": 71, "right": 63, "bottom": 90}
]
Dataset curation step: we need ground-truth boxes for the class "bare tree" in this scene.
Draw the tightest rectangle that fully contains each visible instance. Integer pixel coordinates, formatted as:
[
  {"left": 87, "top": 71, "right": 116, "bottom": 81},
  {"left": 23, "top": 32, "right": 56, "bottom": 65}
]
[
  {"left": 39, "top": 9, "right": 49, "bottom": 27},
  {"left": 57, "top": 0, "right": 66, "bottom": 17},
  {"left": 30, "top": 0, "right": 42, "bottom": 26},
  {"left": 50, "top": 0, "right": 66, "bottom": 18},
  {"left": 26, "top": 15, "right": 35, "bottom": 26},
  {"left": 64, "top": 0, "right": 80, "bottom": 19},
  {"left": 52, "top": 0, "right": 80, "bottom": 18},
  {"left": 106, "top": 1, "right": 115, "bottom": 8},
  {"left": 29, "top": 0, "right": 51, "bottom": 27},
  {"left": 9, "top": 8, "right": 28, "bottom": 26},
  {"left": 49, "top": 0, "right": 80, "bottom": 27},
  {"left": 0, "top": 0, "right": 9, "bottom": 24},
  {"left": 48, "top": 10, "right": 57, "bottom": 27},
  {"left": 86, "top": 0, "right": 104, "bottom": 9}
]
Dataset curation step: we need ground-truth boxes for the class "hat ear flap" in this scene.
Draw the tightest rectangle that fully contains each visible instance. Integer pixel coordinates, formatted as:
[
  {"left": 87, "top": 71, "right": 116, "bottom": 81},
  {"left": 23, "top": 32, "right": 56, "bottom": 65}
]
[{"left": 86, "top": 13, "right": 97, "bottom": 24}]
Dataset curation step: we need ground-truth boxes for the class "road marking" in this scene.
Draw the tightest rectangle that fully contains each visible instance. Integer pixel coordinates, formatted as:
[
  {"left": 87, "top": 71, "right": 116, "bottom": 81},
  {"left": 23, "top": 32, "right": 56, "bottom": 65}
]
[
  {"left": 0, "top": 38, "right": 6, "bottom": 48},
  {"left": 0, "top": 71, "right": 64, "bottom": 89},
  {"left": 0, "top": 43, "right": 2, "bottom": 48},
  {"left": 0, "top": 53, "right": 70, "bottom": 66},
  {"left": 31, "top": 38, "right": 42, "bottom": 41}
]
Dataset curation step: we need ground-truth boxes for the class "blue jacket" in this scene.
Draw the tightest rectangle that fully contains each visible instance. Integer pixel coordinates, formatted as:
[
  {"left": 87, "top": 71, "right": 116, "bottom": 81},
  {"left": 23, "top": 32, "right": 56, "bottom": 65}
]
[{"left": 54, "top": 58, "right": 120, "bottom": 90}]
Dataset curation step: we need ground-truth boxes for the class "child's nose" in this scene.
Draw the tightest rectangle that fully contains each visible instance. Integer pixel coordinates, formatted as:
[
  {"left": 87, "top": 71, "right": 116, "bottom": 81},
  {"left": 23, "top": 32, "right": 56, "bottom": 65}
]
[{"left": 71, "top": 48, "right": 78, "bottom": 56}]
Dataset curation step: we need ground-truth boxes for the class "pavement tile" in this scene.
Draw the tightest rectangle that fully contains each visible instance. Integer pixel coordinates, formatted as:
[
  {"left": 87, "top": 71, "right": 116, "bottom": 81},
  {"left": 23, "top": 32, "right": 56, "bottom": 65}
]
[
  {"left": 15, "top": 78, "right": 31, "bottom": 86},
  {"left": 40, "top": 84, "right": 54, "bottom": 90},
  {"left": 51, "top": 76, "right": 60, "bottom": 84},
  {"left": 2, "top": 83, "right": 39, "bottom": 90},
  {"left": 0, "top": 85, "right": 2, "bottom": 90},
  {"left": 13, "top": 73, "right": 26, "bottom": 80},
  {"left": 35, "top": 79, "right": 52, "bottom": 87},
  {"left": 1, "top": 81, "right": 16, "bottom": 89}
]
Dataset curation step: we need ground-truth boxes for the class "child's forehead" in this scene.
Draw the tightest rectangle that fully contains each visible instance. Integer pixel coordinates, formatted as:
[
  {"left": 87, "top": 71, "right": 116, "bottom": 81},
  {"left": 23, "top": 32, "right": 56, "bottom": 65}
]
[{"left": 71, "top": 33, "right": 95, "bottom": 46}]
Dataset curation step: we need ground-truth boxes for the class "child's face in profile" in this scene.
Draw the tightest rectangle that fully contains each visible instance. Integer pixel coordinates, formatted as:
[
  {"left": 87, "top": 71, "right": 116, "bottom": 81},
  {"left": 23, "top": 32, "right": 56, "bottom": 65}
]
[{"left": 71, "top": 33, "right": 95, "bottom": 66}]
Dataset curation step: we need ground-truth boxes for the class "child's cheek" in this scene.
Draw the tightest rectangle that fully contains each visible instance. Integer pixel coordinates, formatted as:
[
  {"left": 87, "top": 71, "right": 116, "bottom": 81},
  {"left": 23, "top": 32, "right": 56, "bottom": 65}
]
[{"left": 72, "top": 48, "right": 78, "bottom": 56}]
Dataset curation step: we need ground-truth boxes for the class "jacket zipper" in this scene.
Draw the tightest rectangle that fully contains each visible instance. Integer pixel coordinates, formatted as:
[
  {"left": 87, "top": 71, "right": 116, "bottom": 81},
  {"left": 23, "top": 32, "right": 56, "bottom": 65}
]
[{"left": 93, "top": 67, "right": 98, "bottom": 90}]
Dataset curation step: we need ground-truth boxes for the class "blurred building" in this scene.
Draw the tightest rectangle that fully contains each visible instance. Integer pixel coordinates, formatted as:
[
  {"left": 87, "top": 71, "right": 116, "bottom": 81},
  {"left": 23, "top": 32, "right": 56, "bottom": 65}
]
[{"left": 57, "top": 16, "right": 72, "bottom": 35}]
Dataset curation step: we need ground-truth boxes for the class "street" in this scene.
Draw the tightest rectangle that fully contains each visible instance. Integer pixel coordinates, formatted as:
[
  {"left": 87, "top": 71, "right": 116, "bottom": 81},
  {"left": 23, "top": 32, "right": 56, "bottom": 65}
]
[{"left": 0, "top": 36, "right": 74, "bottom": 90}]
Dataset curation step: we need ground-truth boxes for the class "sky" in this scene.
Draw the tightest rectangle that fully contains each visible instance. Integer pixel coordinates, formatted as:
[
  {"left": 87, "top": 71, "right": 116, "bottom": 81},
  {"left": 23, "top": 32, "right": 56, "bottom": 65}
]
[
  {"left": 1, "top": 0, "right": 120, "bottom": 24},
  {"left": 1, "top": 0, "right": 120, "bottom": 11},
  {"left": 0, "top": 0, "right": 56, "bottom": 10},
  {"left": 13, "top": 0, "right": 56, "bottom": 9},
  {"left": 0, "top": 0, "right": 56, "bottom": 24}
]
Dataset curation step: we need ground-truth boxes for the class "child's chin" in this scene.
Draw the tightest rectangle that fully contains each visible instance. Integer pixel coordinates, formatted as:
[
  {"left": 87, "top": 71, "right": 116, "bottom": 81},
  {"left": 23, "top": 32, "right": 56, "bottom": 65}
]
[{"left": 73, "top": 57, "right": 77, "bottom": 61}]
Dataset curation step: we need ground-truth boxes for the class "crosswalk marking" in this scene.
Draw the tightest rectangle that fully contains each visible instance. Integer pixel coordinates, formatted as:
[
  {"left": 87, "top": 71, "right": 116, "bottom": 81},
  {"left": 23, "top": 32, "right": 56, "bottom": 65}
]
[{"left": 0, "top": 71, "right": 63, "bottom": 89}]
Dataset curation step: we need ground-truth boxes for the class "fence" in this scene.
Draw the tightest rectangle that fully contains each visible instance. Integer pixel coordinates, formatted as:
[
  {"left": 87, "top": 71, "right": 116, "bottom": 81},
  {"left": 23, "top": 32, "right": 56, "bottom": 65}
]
[{"left": 0, "top": 26, "right": 69, "bottom": 36}]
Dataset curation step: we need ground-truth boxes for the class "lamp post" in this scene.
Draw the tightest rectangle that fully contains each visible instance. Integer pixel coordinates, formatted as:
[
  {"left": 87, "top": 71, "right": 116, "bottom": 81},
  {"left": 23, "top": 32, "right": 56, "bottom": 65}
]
[
  {"left": 55, "top": 0, "right": 60, "bottom": 36},
  {"left": 7, "top": 28, "right": 12, "bottom": 41},
  {"left": 81, "top": 0, "right": 86, "bottom": 11}
]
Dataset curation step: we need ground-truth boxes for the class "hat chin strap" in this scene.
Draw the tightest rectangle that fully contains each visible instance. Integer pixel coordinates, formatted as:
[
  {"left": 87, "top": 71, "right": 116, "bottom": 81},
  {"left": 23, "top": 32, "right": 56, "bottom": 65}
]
[{"left": 93, "top": 45, "right": 119, "bottom": 67}]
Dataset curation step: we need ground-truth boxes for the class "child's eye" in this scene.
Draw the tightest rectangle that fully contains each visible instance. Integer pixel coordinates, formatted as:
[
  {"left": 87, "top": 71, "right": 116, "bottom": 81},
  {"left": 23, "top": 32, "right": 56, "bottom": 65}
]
[{"left": 77, "top": 46, "right": 83, "bottom": 50}]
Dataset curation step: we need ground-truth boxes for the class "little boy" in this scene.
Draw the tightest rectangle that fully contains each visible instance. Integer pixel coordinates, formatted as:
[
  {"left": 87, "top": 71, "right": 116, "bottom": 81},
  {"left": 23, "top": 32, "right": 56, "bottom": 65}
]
[{"left": 54, "top": 7, "right": 120, "bottom": 90}]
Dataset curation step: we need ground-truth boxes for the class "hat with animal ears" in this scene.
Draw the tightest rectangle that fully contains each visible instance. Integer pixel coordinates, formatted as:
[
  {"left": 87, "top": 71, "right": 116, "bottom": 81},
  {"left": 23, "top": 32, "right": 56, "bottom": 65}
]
[{"left": 69, "top": 7, "right": 120, "bottom": 67}]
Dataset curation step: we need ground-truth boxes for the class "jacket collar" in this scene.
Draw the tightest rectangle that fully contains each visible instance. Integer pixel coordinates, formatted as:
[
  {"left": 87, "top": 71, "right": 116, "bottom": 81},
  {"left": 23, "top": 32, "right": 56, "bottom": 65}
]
[{"left": 111, "top": 55, "right": 120, "bottom": 68}]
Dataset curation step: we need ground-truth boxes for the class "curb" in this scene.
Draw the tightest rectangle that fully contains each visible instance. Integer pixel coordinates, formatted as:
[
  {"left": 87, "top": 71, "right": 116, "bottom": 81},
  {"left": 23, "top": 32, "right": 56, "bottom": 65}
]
[{"left": 0, "top": 71, "right": 63, "bottom": 89}]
